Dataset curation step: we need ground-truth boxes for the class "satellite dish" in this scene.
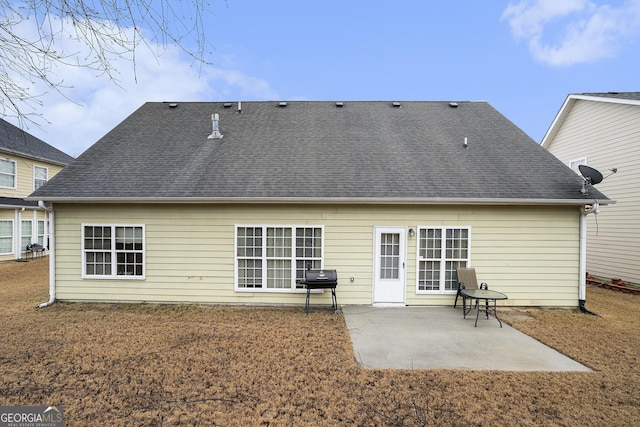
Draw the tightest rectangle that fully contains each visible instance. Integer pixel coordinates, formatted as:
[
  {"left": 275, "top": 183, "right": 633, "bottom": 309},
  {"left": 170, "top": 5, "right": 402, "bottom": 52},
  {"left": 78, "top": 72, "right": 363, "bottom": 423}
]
[{"left": 578, "top": 165, "right": 603, "bottom": 185}]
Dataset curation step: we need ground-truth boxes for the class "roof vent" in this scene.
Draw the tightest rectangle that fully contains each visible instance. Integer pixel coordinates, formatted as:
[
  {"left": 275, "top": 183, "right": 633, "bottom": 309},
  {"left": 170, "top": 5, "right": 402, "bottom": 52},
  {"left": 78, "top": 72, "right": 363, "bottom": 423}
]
[
  {"left": 336, "top": 102, "right": 344, "bottom": 107},
  {"left": 449, "top": 102, "right": 458, "bottom": 108},
  {"left": 237, "top": 101, "right": 242, "bottom": 113},
  {"left": 223, "top": 103, "right": 232, "bottom": 108},
  {"left": 207, "top": 113, "right": 223, "bottom": 139},
  {"left": 392, "top": 102, "right": 401, "bottom": 108},
  {"left": 168, "top": 103, "right": 178, "bottom": 108},
  {"left": 278, "top": 102, "right": 287, "bottom": 107}
]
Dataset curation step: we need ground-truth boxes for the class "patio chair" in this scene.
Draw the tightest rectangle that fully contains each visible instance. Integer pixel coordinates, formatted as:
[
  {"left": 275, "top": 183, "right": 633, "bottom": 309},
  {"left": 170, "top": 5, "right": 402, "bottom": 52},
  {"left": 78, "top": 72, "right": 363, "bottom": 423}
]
[{"left": 454, "top": 267, "right": 488, "bottom": 310}]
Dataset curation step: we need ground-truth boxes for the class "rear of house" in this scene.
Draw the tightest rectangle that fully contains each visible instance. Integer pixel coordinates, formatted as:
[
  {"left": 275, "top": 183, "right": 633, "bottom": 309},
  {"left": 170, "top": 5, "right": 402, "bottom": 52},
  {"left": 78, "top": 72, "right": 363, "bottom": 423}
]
[
  {"left": 542, "top": 92, "right": 639, "bottom": 284},
  {"left": 31, "top": 101, "right": 609, "bottom": 308}
]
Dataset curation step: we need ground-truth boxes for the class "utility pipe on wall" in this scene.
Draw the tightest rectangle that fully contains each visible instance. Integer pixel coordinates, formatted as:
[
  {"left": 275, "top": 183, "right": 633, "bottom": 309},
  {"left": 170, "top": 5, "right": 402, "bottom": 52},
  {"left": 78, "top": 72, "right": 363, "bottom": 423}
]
[
  {"left": 579, "top": 203, "right": 599, "bottom": 316},
  {"left": 37, "top": 201, "right": 55, "bottom": 308}
]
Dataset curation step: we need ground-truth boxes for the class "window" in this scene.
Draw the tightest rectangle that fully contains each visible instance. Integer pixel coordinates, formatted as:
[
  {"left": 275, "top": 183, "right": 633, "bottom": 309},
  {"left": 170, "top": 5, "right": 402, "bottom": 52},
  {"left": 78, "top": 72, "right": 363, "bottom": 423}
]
[
  {"left": 417, "top": 227, "right": 470, "bottom": 293},
  {"left": 0, "top": 159, "right": 16, "bottom": 188},
  {"left": 0, "top": 220, "right": 12, "bottom": 254},
  {"left": 83, "top": 225, "right": 145, "bottom": 278},
  {"left": 21, "top": 220, "right": 33, "bottom": 251},
  {"left": 236, "top": 225, "right": 323, "bottom": 291},
  {"left": 34, "top": 166, "right": 48, "bottom": 190},
  {"left": 37, "top": 220, "right": 46, "bottom": 246},
  {"left": 569, "top": 158, "right": 587, "bottom": 174}
]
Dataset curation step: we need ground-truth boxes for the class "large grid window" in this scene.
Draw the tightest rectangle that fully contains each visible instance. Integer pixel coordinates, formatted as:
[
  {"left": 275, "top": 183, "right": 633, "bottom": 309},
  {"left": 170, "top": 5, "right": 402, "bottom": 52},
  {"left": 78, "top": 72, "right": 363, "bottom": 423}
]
[
  {"left": 0, "top": 159, "right": 16, "bottom": 188},
  {"left": 417, "top": 227, "right": 470, "bottom": 293},
  {"left": 236, "top": 225, "right": 323, "bottom": 291},
  {"left": 0, "top": 220, "right": 12, "bottom": 254},
  {"left": 83, "top": 225, "right": 145, "bottom": 278}
]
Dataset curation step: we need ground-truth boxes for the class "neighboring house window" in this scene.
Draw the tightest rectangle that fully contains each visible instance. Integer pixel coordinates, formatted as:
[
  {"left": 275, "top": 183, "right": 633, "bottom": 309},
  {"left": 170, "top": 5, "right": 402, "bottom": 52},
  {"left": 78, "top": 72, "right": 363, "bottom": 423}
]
[
  {"left": 0, "top": 220, "right": 12, "bottom": 254},
  {"left": 83, "top": 225, "right": 145, "bottom": 278},
  {"left": 236, "top": 225, "right": 323, "bottom": 291},
  {"left": 417, "top": 227, "right": 470, "bottom": 293},
  {"left": 34, "top": 166, "right": 48, "bottom": 190},
  {"left": 21, "top": 220, "right": 33, "bottom": 252},
  {"left": 0, "top": 158, "right": 16, "bottom": 188},
  {"left": 569, "top": 158, "right": 587, "bottom": 174},
  {"left": 37, "top": 220, "right": 46, "bottom": 247}
]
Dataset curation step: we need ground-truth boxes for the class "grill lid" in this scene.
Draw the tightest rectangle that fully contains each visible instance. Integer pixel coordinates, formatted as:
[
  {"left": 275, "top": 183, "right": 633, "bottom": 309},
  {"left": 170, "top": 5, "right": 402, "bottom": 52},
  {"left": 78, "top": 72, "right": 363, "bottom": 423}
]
[{"left": 305, "top": 269, "right": 337, "bottom": 284}]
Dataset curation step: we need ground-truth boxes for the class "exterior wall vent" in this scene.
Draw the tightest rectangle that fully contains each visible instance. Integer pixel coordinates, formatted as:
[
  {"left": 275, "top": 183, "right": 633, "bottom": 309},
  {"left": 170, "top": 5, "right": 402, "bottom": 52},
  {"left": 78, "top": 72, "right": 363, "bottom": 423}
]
[{"left": 207, "top": 113, "right": 223, "bottom": 139}]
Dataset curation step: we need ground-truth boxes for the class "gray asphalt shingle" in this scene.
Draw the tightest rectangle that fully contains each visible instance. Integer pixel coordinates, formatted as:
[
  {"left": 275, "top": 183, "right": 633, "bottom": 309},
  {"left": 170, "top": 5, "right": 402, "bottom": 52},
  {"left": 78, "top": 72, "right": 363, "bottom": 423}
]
[
  {"left": 0, "top": 119, "right": 74, "bottom": 165},
  {"left": 30, "top": 101, "right": 608, "bottom": 203}
]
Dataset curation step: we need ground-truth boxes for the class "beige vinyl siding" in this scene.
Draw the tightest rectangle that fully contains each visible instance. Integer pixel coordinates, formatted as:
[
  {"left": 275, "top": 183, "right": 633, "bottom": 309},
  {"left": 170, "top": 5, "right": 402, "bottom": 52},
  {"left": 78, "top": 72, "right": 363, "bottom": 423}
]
[
  {"left": 53, "top": 203, "right": 580, "bottom": 307},
  {"left": 0, "top": 152, "right": 64, "bottom": 198},
  {"left": 546, "top": 99, "right": 640, "bottom": 283}
]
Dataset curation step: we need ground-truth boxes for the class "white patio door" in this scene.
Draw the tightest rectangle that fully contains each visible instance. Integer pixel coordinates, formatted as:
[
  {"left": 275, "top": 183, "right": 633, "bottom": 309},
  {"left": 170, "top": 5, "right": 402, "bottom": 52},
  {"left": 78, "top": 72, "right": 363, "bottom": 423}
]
[{"left": 373, "top": 227, "right": 406, "bottom": 304}]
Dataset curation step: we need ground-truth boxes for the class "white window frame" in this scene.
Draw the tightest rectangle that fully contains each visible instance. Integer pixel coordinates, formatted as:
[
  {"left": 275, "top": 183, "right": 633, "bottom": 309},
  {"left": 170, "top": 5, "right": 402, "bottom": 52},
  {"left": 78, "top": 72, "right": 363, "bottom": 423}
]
[
  {"left": 37, "top": 220, "right": 46, "bottom": 247},
  {"left": 0, "top": 220, "right": 13, "bottom": 255},
  {"left": 416, "top": 226, "right": 471, "bottom": 294},
  {"left": 0, "top": 158, "right": 16, "bottom": 189},
  {"left": 82, "top": 224, "right": 146, "bottom": 279},
  {"left": 235, "top": 224, "right": 324, "bottom": 292},
  {"left": 21, "top": 219, "right": 33, "bottom": 252},
  {"left": 569, "top": 157, "right": 587, "bottom": 174},
  {"left": 33, "top": 165, "right": 48, "bottom": 190}
]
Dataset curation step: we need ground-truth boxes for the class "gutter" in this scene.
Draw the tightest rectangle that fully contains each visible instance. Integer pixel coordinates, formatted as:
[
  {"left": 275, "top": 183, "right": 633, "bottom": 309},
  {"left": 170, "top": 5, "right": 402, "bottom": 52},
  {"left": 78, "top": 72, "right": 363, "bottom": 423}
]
[
  {"left": 24, "top": 196, "right": 616, "bottom": 206},
  {"left": 579, "top": 202, "right": 600, "bottom": 316},
  {"left": 36, "top": 201, "right": 55, "bottom": 308}
]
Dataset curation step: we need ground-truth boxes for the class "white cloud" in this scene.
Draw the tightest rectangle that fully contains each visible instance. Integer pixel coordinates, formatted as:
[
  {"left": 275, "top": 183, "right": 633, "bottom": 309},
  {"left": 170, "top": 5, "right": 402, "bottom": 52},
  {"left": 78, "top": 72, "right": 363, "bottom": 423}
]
[
  {"left": 502, "top": 0, "right": 640, "bottom": 66},
  {"left": 4, "top": 14, "right": 279, "bottom": 157}
]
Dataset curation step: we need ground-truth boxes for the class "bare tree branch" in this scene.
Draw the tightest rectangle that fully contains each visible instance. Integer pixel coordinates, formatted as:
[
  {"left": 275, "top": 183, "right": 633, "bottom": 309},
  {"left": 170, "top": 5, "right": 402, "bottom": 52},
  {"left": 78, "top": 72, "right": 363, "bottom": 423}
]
[{"left": 0, "top": 0, "right": 212, "bottom": 125}]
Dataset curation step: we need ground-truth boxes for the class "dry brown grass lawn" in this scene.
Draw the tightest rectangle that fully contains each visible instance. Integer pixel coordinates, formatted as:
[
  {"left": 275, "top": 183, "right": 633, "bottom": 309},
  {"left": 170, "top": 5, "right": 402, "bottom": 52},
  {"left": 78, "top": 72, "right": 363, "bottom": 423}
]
[{"left": 1, "top": 258, "right": 639, "bottom": 426}]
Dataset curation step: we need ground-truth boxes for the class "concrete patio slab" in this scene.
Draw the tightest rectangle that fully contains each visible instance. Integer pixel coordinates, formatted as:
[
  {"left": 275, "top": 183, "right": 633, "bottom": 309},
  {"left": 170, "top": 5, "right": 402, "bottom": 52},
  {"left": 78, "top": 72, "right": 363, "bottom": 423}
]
[{"left": 342, "top": 306, "right": 591, "bottom": 371}]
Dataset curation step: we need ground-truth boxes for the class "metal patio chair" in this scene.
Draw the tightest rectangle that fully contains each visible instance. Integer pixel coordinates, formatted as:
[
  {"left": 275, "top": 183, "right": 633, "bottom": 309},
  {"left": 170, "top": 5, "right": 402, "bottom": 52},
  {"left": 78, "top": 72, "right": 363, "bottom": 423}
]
[{"left": 454, "top": 267, "right": 489, "bottom": 312}]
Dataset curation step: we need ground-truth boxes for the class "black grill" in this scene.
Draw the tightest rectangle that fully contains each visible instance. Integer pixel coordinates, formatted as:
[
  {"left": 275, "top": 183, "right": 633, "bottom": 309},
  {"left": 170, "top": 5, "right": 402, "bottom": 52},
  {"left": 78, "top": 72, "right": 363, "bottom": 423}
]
[{"left": 301, "top": 269, "right": 338, "bottom": 314}]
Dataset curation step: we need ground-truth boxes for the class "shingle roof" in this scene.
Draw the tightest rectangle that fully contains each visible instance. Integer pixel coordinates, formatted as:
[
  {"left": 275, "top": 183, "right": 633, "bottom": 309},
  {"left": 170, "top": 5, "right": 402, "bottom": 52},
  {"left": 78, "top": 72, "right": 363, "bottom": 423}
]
[
  {"left": 0, "top": 119, "right": 74, "bottom": 165},
  {"left": 30, "top": 101, "right": 608, "bottom": 204},
  {"left": 578, "top": 92, "right": 640, "bottom": 101},
  {"left": 0, "top": 197, "right": 38, "bottom": 208}
]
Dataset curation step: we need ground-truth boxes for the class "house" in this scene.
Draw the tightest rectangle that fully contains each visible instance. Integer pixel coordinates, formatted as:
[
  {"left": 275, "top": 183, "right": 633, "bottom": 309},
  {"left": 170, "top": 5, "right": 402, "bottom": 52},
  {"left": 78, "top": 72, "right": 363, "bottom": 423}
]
[
  {"left": 542, "top": 92, "right": 639, "bottom": 284},
  {"left": 1, "top": 119, "right": 74, "bottom": 261},
  {"left": 29, "top": 101, "right": 610, "bottom": 308}
]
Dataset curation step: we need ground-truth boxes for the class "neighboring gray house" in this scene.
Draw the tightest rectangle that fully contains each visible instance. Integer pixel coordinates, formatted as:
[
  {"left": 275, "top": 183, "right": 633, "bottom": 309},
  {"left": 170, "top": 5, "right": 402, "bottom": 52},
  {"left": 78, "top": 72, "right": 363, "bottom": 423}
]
[
  {"left": 30, "top": 101, "right": 609, "bottom": 309},
  {"left": 0, "top": 119, "right": 74, "bottom": 261},
  {"left": 542, "top": 92, "right": 639, "bottom": 284}
]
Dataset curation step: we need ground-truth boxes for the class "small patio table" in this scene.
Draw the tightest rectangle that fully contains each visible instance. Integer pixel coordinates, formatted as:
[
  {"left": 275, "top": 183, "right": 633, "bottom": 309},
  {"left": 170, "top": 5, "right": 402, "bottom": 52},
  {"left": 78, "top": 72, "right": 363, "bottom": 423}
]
[{"left": 459, "top": 288, "right": 508, "bottom": 327}]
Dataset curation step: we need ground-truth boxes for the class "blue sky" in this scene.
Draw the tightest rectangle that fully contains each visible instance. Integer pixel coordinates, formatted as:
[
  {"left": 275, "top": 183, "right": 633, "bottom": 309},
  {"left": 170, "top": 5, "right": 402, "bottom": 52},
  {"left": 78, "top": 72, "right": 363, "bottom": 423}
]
[{"left": 7, "top": 0, "right": 640, "bottom": 157}]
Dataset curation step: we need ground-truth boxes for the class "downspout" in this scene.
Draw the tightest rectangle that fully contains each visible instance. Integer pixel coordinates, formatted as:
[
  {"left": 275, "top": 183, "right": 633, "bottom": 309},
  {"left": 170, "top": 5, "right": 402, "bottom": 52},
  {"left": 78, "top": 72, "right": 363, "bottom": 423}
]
[
  {"left": 37, "top": 201, "right": 55, "bottom": 308},
  {"left": 579, "top": 203, "right": 599, "bottom": 316}
]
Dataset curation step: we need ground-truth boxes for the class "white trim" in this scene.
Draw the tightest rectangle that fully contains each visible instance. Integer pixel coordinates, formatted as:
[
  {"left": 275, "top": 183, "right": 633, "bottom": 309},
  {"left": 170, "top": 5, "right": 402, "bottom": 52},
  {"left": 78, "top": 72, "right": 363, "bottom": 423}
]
[
  {"left": 415, "top": 226, "right": 471, "bottom": 295},
  {"left": 234, "top": 224, "right": 325, "bottom": 293},
  {"left": 81, "top": 224, "right": 146, "bottom": 280}
]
